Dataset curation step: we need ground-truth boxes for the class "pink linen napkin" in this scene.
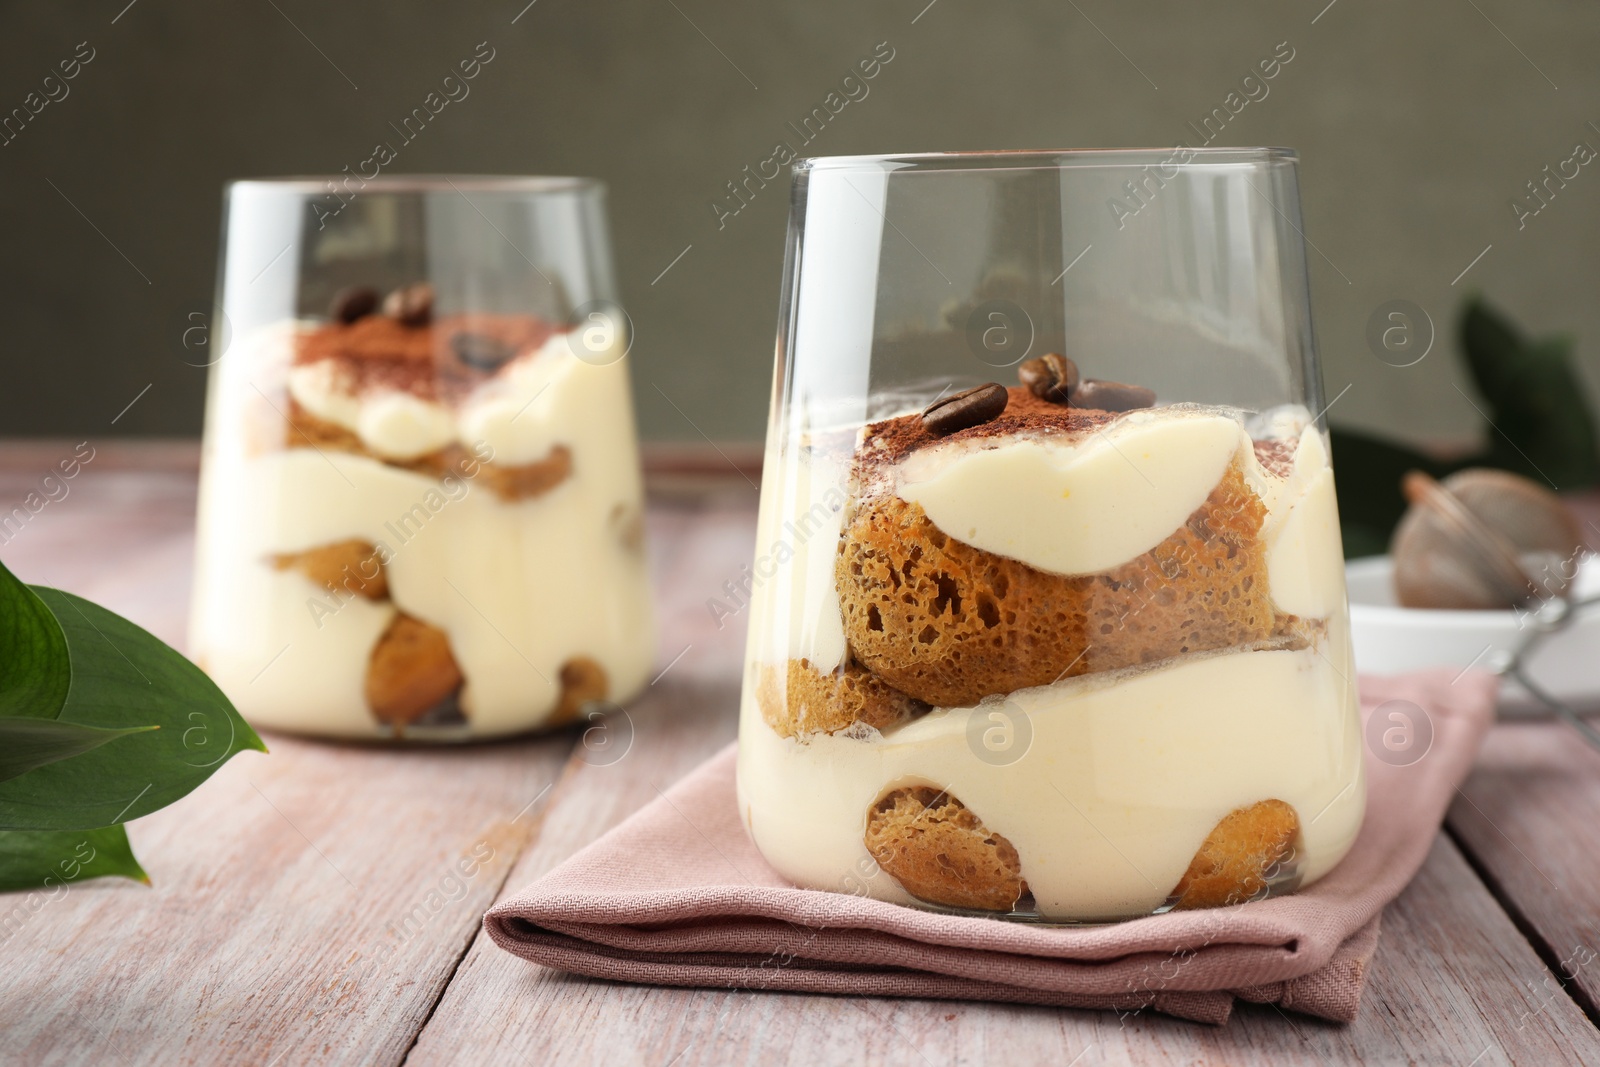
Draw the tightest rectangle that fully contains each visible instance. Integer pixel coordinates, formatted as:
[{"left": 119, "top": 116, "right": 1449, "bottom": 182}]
[{"left": 486, "top": 671, "right": 1496, "bottom": 1024}]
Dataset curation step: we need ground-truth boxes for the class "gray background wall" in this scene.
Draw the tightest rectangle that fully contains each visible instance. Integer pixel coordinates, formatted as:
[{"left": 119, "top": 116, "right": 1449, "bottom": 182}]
[{"left": 1, "top": 0, "right": 1596, "bottom": 446}]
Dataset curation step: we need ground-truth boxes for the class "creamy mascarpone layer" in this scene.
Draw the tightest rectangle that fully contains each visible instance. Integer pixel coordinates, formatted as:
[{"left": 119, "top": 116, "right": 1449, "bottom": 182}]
[
  {"left": 895, "top": 407, "right": 1345, "bottom": 621},
  {"left": 1257, "top": 429, "right": 1345, "bottom": 619},
  {"left": 737, "top": 628, "right": 1365, "bottom": 920},
  {"left": 287, "top": 329, "right": 628, "bottom": 464},
  {"left": 744, "top": 444, "right": 851, "bottom": 674},
  {"left": 191, "top": 332, "right": 653, "bottom": 738},
  {"left": 897, "top": 411, "right": 1245, "bottom": 576}
]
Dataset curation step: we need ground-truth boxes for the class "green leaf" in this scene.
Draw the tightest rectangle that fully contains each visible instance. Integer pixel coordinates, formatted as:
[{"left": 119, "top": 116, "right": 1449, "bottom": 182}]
[
  {"left": 0, "top": 558, "right": 69, "bottom": 720},
  {"left": 0, "top": 718, "right": 159, "bottom": 784},
  {"left": 0, "top": 825, "right": 148, "bottom": 893},
  {"left": 0, "top": 588, "right": 266, "bottom": 831},
  {"left": 1460, "top": 298, "right": 1600, "bottom": 490}
]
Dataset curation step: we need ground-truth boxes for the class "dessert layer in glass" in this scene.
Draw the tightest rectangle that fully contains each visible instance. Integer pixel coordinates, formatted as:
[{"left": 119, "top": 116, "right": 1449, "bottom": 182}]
[
  {"left": 190, "top": 312, "right": 653, "bottom": 739},
  {"left": 736, "top": 390, "right": 1363, "bottom": 921}
]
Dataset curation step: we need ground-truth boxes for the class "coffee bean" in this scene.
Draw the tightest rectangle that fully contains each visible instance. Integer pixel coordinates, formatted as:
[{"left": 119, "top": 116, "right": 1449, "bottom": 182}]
[
  {"left": 1017, "top": 353, "right": 1078, "bottom": 404},
  {"left": 383, "top": 282, "right": 434, "bottom": 327},
  {"left": 329, "top": 286, "right": 380, "bottom": 324},
  {"left": 451, "top": 331, "right": 515, "bottom": 371},
  {"left": 922, "top": 383, "right": 1009, "bottom": 436},
  {"left": 1072, "top": 379, "right": 1156, "bottom": 412}
]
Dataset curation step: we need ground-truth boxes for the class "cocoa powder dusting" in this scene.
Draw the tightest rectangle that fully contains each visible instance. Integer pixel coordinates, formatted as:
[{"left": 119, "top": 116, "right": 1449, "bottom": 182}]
[
  {"left": 293, "top": 313, "right": 561, "bottom": 403},
  {"left": 863, "top": 386, "right": 1119, "bottom": 467},
  {"left": 1252, "top": 438, "right": 1297, "bottom": 478}
]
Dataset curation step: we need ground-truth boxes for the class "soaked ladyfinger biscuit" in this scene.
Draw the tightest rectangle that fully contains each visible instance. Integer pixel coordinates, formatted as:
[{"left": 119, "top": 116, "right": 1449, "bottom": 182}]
[
  {"left": 469, "top": 446, "right": 572, "bottom": 502},
  {"left": 1171, "top": 799, "right": 1299, "bottom": 909},
  {"left": 365, "top": 613, "right": 465, "bottom": 725},
  {"left": 838, "top": 461, "right": 1275, "bottom": 708},
  {"left": 864, "top": 786, "right": 1027, "bottom": 912},
  {"left": 549, "top": 656, "right": 609, "bottom": 726},
  {"left": 757, "top": 658, "right": 929, "bottom": 739},
  {"left": 271, "top": 539, "right": 389, "bottom": 600}
]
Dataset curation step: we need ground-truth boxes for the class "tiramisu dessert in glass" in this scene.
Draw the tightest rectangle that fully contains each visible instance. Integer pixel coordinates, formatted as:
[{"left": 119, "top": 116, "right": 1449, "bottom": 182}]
[
  {"left": 190, "top": 177, "right": 653, "bottom": 740},
  {"left": 736, "top": 149, "right": 1363, "bottom": 921}
]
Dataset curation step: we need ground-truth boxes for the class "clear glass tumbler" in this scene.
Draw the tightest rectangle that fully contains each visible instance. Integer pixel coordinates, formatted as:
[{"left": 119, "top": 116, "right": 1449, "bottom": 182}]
[
  {"left": 190, "top": 176, "right": 653, "bottom": 740},
  {"left": 736, "top": 149, "right": 1364, "bottom": 922}
]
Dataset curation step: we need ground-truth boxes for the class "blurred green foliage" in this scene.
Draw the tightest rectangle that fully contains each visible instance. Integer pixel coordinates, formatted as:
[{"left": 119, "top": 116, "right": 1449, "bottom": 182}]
[{"left": 1333, "top": 298, "right": 1600, "bottom": 558}]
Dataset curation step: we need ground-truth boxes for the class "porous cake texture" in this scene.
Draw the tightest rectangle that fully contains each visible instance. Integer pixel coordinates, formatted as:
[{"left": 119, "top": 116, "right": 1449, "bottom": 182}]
[{"left": 864, "top": 786, "right": 1027, "bottom": 912}]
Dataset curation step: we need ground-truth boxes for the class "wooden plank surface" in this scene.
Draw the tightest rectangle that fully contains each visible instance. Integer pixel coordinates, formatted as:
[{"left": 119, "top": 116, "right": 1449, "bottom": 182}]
[
  {"left": 0, "top": 443, "right": 199, "bottom": 651},
  {"left": 2, "top": 731, "right": 571, "bottom": 1067},
  {"left": 0, "top": 442, "right": 1597, "bottom": 1067},
  {"left": 1449, "top": 723, "right": 1600, "bottom": 1019}
]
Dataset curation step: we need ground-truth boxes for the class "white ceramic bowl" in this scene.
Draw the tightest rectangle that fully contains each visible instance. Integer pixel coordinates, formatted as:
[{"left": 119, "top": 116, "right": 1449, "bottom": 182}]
[{"left": 1346, "top": 555, "right": 1600, "bottom": 714}]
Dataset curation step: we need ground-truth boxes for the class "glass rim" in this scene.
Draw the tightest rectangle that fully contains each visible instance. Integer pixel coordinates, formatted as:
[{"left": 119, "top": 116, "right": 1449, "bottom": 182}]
[
  {"left": 225, "top": 174, "right": 605, "bottom": 195},
  {"left": 800, "top": 146, "right": 1298, "bottom": 173}
]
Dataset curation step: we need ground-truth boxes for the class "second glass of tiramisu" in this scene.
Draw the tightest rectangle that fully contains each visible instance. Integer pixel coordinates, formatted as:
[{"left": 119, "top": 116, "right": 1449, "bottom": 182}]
[{"left": 190, "top": 176, "right": 653, "bottom": 740}]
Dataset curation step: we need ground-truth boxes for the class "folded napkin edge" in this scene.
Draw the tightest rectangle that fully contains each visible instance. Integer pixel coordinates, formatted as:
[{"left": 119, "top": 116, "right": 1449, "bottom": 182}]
[{"left": 484, "top": 884, "right": 1331, "bottom": 967}]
